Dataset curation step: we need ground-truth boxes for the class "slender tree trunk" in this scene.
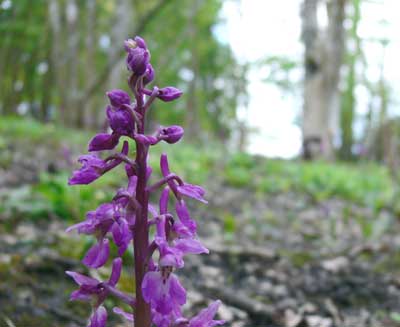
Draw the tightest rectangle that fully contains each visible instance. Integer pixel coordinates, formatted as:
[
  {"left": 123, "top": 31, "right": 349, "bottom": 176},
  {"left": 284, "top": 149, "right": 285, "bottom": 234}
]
[
  {"left": 301, "top": 0, "right": 347, "bottom": 159},
  {"left": 41, "top": 50, "right": 54, "bottom": 122},
  {"left": 378, "top": 45, "right": 389, "bottom": 163},
  {"left": 49, "top": 0, "right": 67, "bottom": 124},
  {"left": 340, "top": 0, "right": 361, "bottom": 160},
  {"left": 185, "top": 0, "right": 201, "bottom": 140},
  {"left": 65, "top": 0, "right": 80, "bottom": 126},
  {"left": 107, "top": 0, "right": 134, "bottom": 107},
  {"left": 3, "top": 55, "right": 20, "bottom": 115},
  {"left": 82, "top": 0, "right": 97, "bottom": 128}
]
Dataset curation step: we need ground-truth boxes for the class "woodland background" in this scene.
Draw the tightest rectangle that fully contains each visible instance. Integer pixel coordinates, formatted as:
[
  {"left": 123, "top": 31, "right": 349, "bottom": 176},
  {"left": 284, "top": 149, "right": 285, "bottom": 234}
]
[{"left": 1, "top": 1, "right": 400, "bottom": 327}]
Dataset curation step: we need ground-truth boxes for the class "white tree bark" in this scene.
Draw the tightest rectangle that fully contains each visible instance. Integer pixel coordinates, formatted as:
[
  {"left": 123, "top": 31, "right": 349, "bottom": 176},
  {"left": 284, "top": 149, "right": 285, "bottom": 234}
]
[
  {"left": 65, "top": 0, "right": 80, "bottom": 125},
  {"left": 301, "top": 0, "right": 346, "bottom": 159},
  {"left": 48, "top": 0, "right": 66, "bottom": 122},
  {"left": 108, "top": 0, "right": 134, "bottom": 94}
]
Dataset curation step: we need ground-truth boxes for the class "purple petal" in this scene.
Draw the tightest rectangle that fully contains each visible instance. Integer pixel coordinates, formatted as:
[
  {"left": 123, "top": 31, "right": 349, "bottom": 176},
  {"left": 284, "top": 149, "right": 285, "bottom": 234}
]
[
  {"left": 169, "top": 274, "right": 186, "bottom": 306},
  {"left": 68, "top": 168, "right": 101, "bottom": 185},
  {"left": 157, "top": 87, "right": 183, "bottom": 102},
  {"left": 95, "top": 203, "right": 115, "bottom": 220},
  {"left": 159, "top": 187, "right": 170, "bottom": 214},
  {"left": 106, "top": 89, "right": 130, "bottom": 107},
  {"left": 148, "top": 203, "right": 158, "bottom": 218},
  {"left": 111, "top": 219, "right": 132, "bottom": 256},
  {"left": 89, "top": 306, "right": 107, "bottom": 327},
  {"left": 160, "top": 153, "right": 171, "bottom": 177},
  {"left": 134, "top": 36, "right": 147, "bottom": 49},
  {"left": 83, "top": 239, "right": 110, "bottom": 268},
  {"left": 155, "top": 215, "right": 167, "bottom": 239},
  {"left": 159, "top": 253, "right": 183, "bottom": 268},
  {"left": 142, "top": 271, "right": 163, "bottom": 305},
  {"left": 128, "top": 173, "right": 138, "bottom": 190},
  {"left": 174, "top": 238, "right": 209, "bottom": 255},
  {"left": 143, "top": 63, "right": 154, "bottom": 85},
  {"left": 160, "top": 125, "right": 184, "bottom": 144},
  {"left": 177, "top": 184, "right": 207, "bottom": 203},
  {"left": 70, "top": 289, "right": 91, "bottom": 302},
  {"left": 126, "top": 46, "right": 150, "bottom": 75},
  {"left": 172, "top": 222, "right": 194, "bottom": 238},
  {"left": 65, "top": 220, "right": 94, "bottom": 234},
  {"left": 68, "top": 154, "right": 106, "bottom": 185},
  {"left": 88, "top": 133, "right": 119, "bottom": 151},
  {"left": 175, "top": 201, "right": 197, "bottom": 235},
  {"left": 66, "top": 271, "right": 99, "bottom": 287},
  {"left": 142, "top": 271, "right": 181, "bottom": 315},
  {"left": 189, "top": 300, "right": 225, "bottom": 327},
  {"left": 155, "top": 237, "right": 184, "bottom": 268},
  {"left": 107, "top": 106, "right": 134, "bottom": 136},
  {"left": 113, "top": 307, "right": 134, "bottom": 322},
  {"left": 135, "top": 134, "right": 158, "bottom": 145},
  {"left": 112, "top": 221, "right": 123, "bottom": 245},
  {"left": 108, "top": 257, "right": 122, "bottom": 287}
]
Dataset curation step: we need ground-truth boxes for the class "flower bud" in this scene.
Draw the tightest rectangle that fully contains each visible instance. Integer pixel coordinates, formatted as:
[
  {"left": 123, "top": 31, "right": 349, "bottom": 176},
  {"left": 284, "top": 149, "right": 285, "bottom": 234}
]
[
  {"left": 143, "top": 64, "right": 155, "bottom": 85},
  {"left": 106, "top": 106, "right": 134, "bottom": 136},
  {"left": 134, "top": 36, "right": 147, "bottom": 49},
  {"left": 157, "top": 87, "right": 183, "bottom": 102},
  {"left": 124, "top": 38, "right": 137, "bottom": 51},
  {"left": 88, "top": 133, "right": 119, "bottom": 151},
  {"left": 160, "top": 125, "right": 184, "bottom": 144},
  {"left": 135, "top": 134, "right": 158, "bottom": 145},
  {"left": 125, "top": 37, "right": 150, "bottom": 76},
  {"left": 106, "top": 89, "right": 130, "bottom": 107}
]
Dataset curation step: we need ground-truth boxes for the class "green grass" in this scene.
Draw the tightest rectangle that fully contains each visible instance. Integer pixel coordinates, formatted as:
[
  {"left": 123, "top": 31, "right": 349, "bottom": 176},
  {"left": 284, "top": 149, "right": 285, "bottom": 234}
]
[
  {"left": 0, "top": 116, "right": 396, "bottom": 223},
  {"left": 0, "top": 115, "right": 91, "bottom": 146},
  {"left": 224, "top": 152, "right": 394, "bottom": 210}
]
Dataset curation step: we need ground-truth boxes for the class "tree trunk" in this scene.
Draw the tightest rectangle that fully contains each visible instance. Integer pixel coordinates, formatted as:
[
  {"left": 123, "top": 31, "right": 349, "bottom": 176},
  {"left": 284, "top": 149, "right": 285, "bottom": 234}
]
[
  {"left": 184, "top": 0, "right": 201, "bottom": 140},
  {"left": 301, "top": 0, "right": 346, "bottom": 159},
  {"left": 340, "top": 0, "right": 361, "bottom": 160},
  {"left": 48, "top": 0, "right": 67, "bottom": 124},
  {"left": 65, "top": 0, "right": 80, "bottom": 126},
  {"left": 107, "top": 0, "right": 134, "bottom": 105},
  {"left": 82, "top": 0, "right": 97, "bottom": 128}
]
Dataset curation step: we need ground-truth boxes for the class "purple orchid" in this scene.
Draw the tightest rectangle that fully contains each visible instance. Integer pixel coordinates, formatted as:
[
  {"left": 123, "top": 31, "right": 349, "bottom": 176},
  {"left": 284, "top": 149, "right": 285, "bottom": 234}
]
[{"left": 66, "top": 36, "right": 224, "bottom": 327}]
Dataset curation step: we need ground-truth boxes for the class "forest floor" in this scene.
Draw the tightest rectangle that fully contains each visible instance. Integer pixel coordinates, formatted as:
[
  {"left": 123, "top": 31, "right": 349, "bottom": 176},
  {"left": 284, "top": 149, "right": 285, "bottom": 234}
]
[{"left": 1, "top": 118, "right": 400, "bottom": 327}]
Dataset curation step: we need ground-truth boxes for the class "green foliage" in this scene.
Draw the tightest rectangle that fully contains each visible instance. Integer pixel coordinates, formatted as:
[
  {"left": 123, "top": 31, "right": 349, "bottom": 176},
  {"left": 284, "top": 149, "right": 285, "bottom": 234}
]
[
  {"left": 0, "top": 186, "right": 50, "bottom": 220},
  {"left": 2, "top": 118, "right": 396, "bottom": 236},
  {"left": 0, "top": 116, "right": 90, "bottom": 146},
  {"left": 223, "top": 212, "right": 236, "bottom": 234},
  {"left": 35, "top": 172, "right": 119, "bottom": 221},
  {"left": 260, "top": 56, "right": 300, "bottom": 93},
  {"left": 390, "top": 312, "right": 400, "bottom": 323},
  {"left": 0, "top": 0, "right": 246, "bottom": 141},
  {"left": 224, "top": 154, "right": 394, "bottom": 210}
]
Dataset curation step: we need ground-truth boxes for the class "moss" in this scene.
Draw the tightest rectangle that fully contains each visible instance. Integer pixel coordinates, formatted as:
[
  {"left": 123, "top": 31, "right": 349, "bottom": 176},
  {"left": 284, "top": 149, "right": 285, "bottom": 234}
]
[{"left": 279, "top": 249, "right": 314, "bottom": 268}]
